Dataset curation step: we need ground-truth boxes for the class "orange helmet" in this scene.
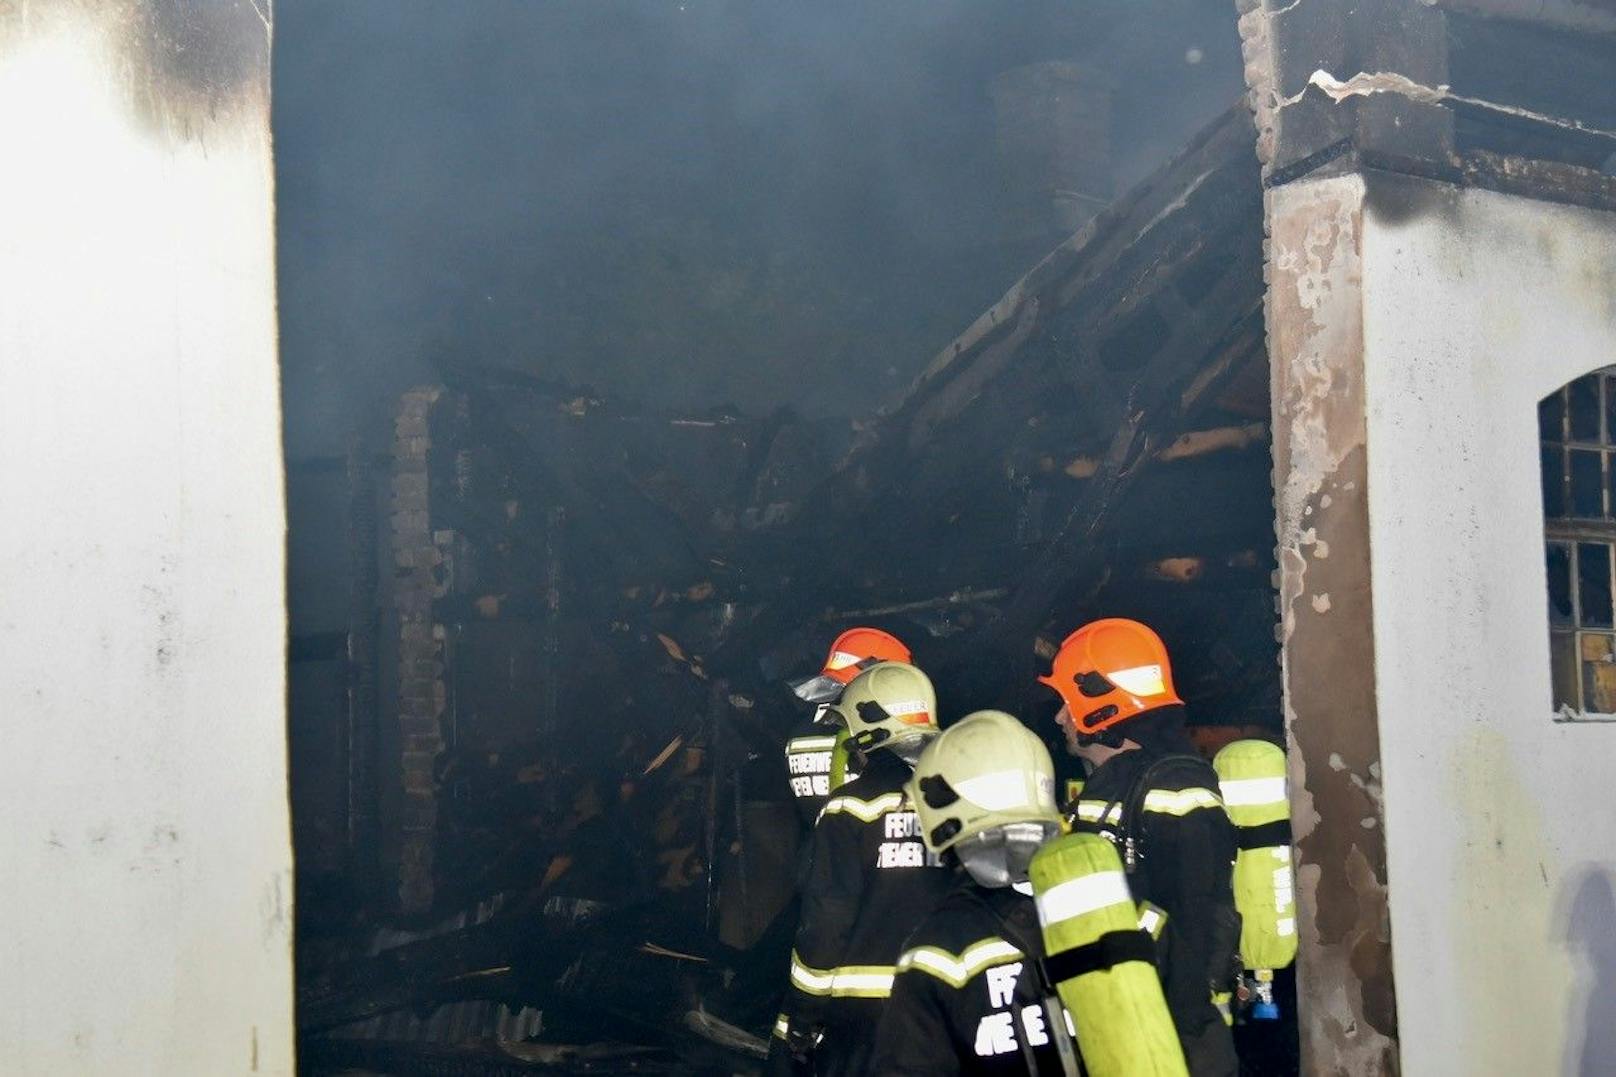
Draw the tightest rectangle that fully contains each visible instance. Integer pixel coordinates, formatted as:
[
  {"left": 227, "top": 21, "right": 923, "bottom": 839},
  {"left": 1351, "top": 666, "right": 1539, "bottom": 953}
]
[
  {"left": 790, "top": 627, "right": 912, "bottom": 704},
  {"left": 1037, "top": 618, "right": 1183, "bottom": 737}
]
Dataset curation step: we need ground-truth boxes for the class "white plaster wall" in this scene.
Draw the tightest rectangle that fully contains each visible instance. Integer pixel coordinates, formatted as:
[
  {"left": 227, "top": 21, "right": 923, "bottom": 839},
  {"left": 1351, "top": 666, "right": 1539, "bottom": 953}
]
[
  {"left": 1360, "top": 181, "right": 1616, "bottom": 1076},
  {"left": 0, "top": 6, "right": 293, "bottom": 1075}
]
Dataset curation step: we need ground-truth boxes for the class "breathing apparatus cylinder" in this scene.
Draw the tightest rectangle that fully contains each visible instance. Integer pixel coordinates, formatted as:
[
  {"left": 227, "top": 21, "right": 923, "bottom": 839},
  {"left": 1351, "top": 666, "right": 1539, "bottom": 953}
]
[
  {"left": 1028, "top": 832, "right": 1188, "bottom": 1077},
  {"left": 1213, "top": 739, "right": 1297, "bottom": 1020},
  {"left": 828, "top": 725, "right": 855, "bottom": 789}
]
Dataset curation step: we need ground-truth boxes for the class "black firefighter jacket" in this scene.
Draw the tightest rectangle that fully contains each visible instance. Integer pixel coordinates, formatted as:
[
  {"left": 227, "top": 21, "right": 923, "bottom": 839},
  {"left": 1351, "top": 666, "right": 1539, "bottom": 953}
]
[
  {"left": 768, "top": 749, "right": 954, "bottom": 1076},
  {"left": 1067, "top": 747, "right": 1240, "bottom": 1077},
  {"left": 870, "top": 880, "right": 1077, "bottom": 1075}
]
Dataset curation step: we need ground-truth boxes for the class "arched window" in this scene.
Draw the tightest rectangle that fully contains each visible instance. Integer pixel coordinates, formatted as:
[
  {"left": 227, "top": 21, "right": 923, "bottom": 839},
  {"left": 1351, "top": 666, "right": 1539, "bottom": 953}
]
[{"left": 1541, "top": 369, "right": 1616, "bottom": 718}]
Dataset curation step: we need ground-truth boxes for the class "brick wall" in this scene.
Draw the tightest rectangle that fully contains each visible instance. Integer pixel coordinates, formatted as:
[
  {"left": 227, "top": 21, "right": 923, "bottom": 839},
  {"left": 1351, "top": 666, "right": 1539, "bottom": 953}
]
[{"left": 391, "top": 387, "right": 450, "bottom": 914}]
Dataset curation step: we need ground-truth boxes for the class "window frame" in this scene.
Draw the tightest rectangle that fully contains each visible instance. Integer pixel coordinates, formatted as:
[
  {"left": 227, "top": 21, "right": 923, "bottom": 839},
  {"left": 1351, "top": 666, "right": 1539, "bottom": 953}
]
[{"left": 1541, "top": 368, "right": 1616, "bottom": 722}]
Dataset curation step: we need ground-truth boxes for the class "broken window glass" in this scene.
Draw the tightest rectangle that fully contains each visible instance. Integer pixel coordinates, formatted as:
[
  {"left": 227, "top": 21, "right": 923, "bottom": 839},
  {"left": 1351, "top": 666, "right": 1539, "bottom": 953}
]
[
  {"left": 1569, "top": 449, "right": 1603, "bottom": 517},
  {"left": 1542, "top": 445, "right": 1565, "bottom": 518},
  {"left": 1548, "top": 543, "right": 1573, "bottom": 627},
  {"left": 1578, "top": 542, "right": 1613, "bottom": 629},
  {"left": 1570, "top": 375, "right": 1601, "bottom": 442},
  {"left": 1582, "top": 632, "right": 1616, "bottom": 713}
]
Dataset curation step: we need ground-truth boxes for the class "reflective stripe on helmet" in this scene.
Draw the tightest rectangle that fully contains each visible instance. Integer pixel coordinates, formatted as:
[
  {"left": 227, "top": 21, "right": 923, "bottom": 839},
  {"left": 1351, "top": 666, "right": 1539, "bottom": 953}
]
[
  {"left": 896, "top": 937, "right": 1024, "bottom": 988},
  {"left": 1139, "top": 786, "right": 1223, "bottom": 816},
  {"left": 818, "top": 791, "right": 906, "bottom": 823},
  {"left": 1106, "top": 664, "right": 1166, "bottom": 697},
  {"left": 954, "top": 769, "right": 1048, "bottom": 812}
]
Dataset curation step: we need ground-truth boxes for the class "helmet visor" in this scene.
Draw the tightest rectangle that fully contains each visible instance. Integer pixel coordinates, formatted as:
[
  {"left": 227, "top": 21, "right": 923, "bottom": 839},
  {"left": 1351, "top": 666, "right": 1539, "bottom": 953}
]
[
  {"left": 790, "top": 673, "right": 845, "bottom": 704},
  {"left": 810, "top": 703, "right": 843, "bottom": 729},
  {"left": 955, "top": 821, "right": 1062, "bottom": 889}
]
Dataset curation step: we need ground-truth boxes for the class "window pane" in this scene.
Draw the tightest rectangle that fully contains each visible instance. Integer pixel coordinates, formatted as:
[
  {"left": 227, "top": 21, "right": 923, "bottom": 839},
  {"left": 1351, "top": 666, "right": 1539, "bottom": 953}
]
[
  {"left": 1606, "top": 377, "right": 1616, "bottom": 446},
  {"left": 1548, "top": 544, "right": 1574, "bottom": 627},
  {"left": 1582, "top": 633, "right": 1616, "bottom": 713},
  {"left": 1540, "top": 390, "right": 1566, "bottom": 443},
  {"left": 1570, "top": 449, "right": 1603, "bottom": 517},
  {"left": 1570, "top": 375, "right": 1601, "bottom": 441},
  {"left": 1551, "top": 632, "right": 1579, "bottom": 713},
  {"left": 1579, "top": 542, "right": 1614, "bottom": 629},
  {"left": 1543, "top": 445, "right": 1566, "bottom": 518}
]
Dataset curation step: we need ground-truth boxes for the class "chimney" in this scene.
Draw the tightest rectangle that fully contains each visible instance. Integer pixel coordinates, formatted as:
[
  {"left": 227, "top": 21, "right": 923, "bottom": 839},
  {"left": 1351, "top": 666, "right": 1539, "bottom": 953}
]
[{"left": 989, "top": 61, "right": 1114, "bottom": 241}]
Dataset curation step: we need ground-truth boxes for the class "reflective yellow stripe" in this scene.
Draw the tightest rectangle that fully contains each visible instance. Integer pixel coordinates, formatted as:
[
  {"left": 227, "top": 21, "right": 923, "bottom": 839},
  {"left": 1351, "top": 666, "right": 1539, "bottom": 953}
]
[
  {"left": 789, "top": 735, "right": 839, "bottom": 752},
  {"left": 1071, "top": 799, "right": 1122, "bottom": 825},
  {"left": 1140, "top": 786, "right": 1223, "bottom": 816},
  {"left": 790, "top": 953, "right": 896, "bottom": 998},
  {"left": 1137, "top": 901, "right": 1167, "bottom": 940},
  {"left": 789, "top": 952, "right": 836, "bottom": 996},
  {"left": 830, "top": 965, "right": 896, "bottom": 998},
  {"left": 896, "top": 937, "right": 1024, "bottom": 988},
  {"left": 772, "top": 1013, "right": 790, "bottom": 1040},
  {"left": 1217, "top": 776, "right": 1286, "bottom": 807},
  {"left": 819, "top": 791, "right": 905, "bottom": 822},
  {"left": 1034, "top": 870, "right": 1133, "bottom": 926}
]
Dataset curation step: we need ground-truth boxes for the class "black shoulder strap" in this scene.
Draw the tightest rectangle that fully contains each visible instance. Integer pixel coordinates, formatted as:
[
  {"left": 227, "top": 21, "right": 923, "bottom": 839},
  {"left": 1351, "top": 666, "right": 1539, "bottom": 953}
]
[
  {"left": 1118, "top": 753, "right": 1217, "bottom": 871},
  {"left": 959, "top": 888, "right": 1081, "bottom": 1077}
]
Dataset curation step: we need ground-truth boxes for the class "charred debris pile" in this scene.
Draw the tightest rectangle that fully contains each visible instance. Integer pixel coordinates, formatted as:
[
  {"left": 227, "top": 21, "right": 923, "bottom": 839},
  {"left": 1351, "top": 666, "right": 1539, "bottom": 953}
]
[{"left": 297, "top": 106, "right": 1282, "bottom": 1075}]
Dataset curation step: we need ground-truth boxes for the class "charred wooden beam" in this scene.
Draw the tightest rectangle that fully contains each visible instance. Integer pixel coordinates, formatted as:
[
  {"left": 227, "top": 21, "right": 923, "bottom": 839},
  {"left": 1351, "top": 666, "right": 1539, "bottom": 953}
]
[
  {"left": 1057, "top": 421, "right": 1268, "bottom": 477},
  {"left": 728, "top": 106, "right": 1268, "bottom": 659},
  {"left": 1136, "top": 550, "right": 1268, "bottom": 588},
  {"left": 982, "top": 231, "right": 1267, "bottom": 647}
]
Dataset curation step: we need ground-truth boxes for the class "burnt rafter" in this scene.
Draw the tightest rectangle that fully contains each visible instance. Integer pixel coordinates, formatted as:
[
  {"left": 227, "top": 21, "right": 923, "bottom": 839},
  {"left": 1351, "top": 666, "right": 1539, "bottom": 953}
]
[
  {"left": 987, "top": 241, "right": 1266, "bottom": 644},
  {"left": 744, "top": 105, "right": 1267, "bottom": 652}
]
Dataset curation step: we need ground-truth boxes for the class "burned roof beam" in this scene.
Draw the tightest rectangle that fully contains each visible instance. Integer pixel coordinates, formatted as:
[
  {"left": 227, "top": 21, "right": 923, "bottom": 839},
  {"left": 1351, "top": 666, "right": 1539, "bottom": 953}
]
[{"left": 980, "top": 236, "right": 1267, "bottom": 648}]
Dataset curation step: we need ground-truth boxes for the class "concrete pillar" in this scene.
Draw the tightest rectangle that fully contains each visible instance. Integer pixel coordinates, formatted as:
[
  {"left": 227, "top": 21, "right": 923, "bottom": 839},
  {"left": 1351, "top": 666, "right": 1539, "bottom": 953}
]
[
  {"left": 1265, "top": 173, "right": 1399, "bottom": 1074},
  {"left": 0, "top": 3, "right": 291, "bottom": 1074}
]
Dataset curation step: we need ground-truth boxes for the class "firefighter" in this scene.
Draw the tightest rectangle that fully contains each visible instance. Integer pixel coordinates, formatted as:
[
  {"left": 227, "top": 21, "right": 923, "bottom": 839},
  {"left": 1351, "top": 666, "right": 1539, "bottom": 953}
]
[
  {"left": 769, "top": 661, "right": 953, "bottom": 1076},
  {"left": 869, "top": 709, "right": 1076, "bottom": 1075},
  {"left": 1038, "top": 618, "right": 1240, "bottom": 1077},
  {"left": 783, "top": 626, "right": 912, "bottom": 824}
]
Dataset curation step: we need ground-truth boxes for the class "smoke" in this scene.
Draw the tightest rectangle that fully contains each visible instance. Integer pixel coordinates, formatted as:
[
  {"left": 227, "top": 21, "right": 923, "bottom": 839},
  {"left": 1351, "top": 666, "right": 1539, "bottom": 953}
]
[{"left": 274, "top": 0, "right": 1243, "bottom": 456}]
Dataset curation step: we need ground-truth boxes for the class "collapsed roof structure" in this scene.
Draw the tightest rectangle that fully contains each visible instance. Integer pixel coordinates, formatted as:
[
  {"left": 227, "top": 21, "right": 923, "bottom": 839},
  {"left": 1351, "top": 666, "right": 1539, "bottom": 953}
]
[
  {"left": 294, "top": 2, "right": 1616, "bottom": 1072},
  {"left": 296, "top": 103, "right": 1283, "bottom": 1074}
]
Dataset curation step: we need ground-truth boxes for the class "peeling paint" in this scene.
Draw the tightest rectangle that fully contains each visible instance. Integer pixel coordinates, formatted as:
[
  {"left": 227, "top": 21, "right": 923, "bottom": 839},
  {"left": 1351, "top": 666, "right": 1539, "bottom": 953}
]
[{"left": 1266, "top": 175, "right": 1400, "bottom": 1072}]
